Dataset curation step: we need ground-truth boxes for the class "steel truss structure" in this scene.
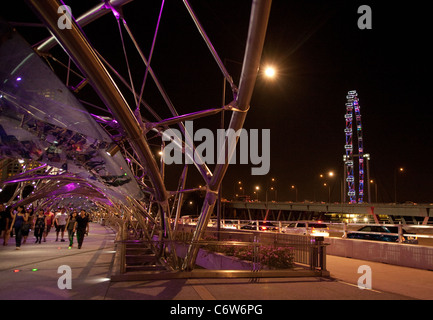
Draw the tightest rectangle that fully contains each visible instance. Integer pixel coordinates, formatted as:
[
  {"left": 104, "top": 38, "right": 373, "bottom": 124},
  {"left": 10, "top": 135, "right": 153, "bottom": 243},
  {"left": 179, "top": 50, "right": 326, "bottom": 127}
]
[{"left": 0, "top": 0, "right": 272, "bottom": 271}]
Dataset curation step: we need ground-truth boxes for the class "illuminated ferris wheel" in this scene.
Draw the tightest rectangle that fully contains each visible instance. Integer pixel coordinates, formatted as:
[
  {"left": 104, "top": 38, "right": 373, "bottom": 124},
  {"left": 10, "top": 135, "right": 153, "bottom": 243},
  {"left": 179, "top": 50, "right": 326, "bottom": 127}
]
[{"left": 344, "top": 90, "right": 365, "bottom": 203}]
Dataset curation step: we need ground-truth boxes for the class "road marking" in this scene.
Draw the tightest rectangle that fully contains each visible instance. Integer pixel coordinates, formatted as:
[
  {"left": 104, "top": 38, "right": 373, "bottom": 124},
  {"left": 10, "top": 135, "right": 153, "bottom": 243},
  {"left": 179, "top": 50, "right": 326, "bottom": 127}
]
[
  {"left": 189, "top": 279, "right": 216, "bottom": 300},
  {"left": 337, "top": 279, "right": 383, "bottom": 293}
]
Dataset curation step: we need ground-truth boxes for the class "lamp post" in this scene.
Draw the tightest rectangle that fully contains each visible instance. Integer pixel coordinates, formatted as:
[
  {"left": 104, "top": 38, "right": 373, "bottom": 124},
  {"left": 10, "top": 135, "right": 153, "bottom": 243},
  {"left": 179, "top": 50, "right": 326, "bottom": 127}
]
[
  {"left": 363, "top": 154, "right": 371, "bottom": 203},
  {"left": 218, "top": 59, "right": 277, "bottom": 225},
  {"left": 394, "top": 167, "right": 404, "bottom": 203},
  {"left": 319, "top": 171, "right": 335, "bottom": 202},
  {"left": 323, "top": 183, "right": 331, "bottom": 203},
  {"left": 291, "top": 185, "right": 298, "bottom": 202},
  {"left": 266, "top": 177, "right": 277, "bottom": 202},
  {"left": 370, "top": 179, "right": 378, "bottom": 203},
  {"left": 238, "top": 181, "right": 244, "bottom": 195}
]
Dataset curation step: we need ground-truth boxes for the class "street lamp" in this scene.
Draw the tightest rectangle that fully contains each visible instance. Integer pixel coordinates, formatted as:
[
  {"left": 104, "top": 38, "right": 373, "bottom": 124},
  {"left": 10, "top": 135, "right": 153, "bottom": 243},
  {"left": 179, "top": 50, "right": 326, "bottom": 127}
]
[
  {"left": 266, "top": 177, "right": 277, "bottom": 202},
  {"left": 363, "top": 153, "right": 371, "bottom": 203},
  {"left": 255, "top": 185, "right": 260, "bottom": 201},
  {"left": 234, "top": 181, "right": 244, "bottom": 198},
  {"left": 263, "top": 65, "right": 276, "bottom": 79},
  {"left": 323, "top": 183, "right": 331, "bottom": 203},
  {"left": 319, "top": 171, "right": 335, "bottom": 202},
  {"left": 370, "top": 179, "right": 378, "bottom": 203},
  {"left": 219, "top": 58, "right": 277, "bottom": 223},
  {"left": 291, "top": 185, "right": 298, "bottom": 202},
  {"left": 394, "top": 167, "right": 404, "bottom": 203}
]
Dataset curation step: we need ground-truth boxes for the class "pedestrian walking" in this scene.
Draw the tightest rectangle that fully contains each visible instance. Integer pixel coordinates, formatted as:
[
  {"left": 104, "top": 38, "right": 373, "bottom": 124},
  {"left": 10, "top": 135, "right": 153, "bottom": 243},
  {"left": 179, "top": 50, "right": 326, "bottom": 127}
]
[
  {"left": 0, "top": 204, "right": 11, "bottom": 246},
  {"left": 43, "top": 210, "right": 54, "bottom": 242},
  {"left": 21, "top": 207, "right": 34, "bottom": 244},
  {"left": 54, "top": 208, "right": 68, "bottom": 242},
  {"left": 73, "top": 209, "right": 89, "bottom": 249},
  {"left": 65, "top": 210, "right": 77, "bottom": 248},
  {"left": 9, "top": 206, "right": 28, "bottom": 250},
  {"left": 33, "top": 209, "right": 46, "bottom": 244}
]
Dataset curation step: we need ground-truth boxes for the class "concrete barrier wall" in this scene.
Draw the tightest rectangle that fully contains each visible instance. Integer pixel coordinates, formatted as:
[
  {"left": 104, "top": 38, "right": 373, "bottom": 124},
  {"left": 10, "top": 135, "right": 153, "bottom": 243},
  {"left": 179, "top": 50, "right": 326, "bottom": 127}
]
[{"left": 326, "top": 237, "right": 433, "bottom": 271}]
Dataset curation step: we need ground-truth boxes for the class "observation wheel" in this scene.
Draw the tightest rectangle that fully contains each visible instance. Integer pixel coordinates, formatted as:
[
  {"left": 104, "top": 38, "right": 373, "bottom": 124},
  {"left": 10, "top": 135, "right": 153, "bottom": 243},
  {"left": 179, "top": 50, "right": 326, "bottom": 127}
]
[{"left": 344, "top": 90, "right": 365, "bottom": 203}]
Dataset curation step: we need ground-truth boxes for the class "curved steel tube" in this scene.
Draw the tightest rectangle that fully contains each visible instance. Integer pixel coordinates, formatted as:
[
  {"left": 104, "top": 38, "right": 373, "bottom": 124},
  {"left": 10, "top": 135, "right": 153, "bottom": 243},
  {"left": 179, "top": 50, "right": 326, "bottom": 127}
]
[
  {"left": 182, "top": 0, "right": 272, "bottom": 270},
  {"left": 26, "top": 0, "right": 170, "bottom": 254},
  {"left": 36, "top": 0, "right": 133, "bottom": 52}
]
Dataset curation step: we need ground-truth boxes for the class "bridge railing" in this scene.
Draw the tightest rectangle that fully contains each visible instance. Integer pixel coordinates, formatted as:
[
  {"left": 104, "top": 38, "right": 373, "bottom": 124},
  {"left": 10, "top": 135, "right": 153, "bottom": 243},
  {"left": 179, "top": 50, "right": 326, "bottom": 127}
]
[
  {"left": 177, "top": 218, "right": 433, "bottom": 245},
  {"left": 172, "top": 224, "right": 329, "bottom": 274}
]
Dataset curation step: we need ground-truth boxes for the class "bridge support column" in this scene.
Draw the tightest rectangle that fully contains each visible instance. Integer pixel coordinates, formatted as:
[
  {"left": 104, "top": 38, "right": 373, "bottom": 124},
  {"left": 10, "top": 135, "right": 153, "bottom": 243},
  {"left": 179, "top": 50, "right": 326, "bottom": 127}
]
[
  {"left": 422, "top": 216, "right": 430, "bottom": 225},
  {"left": 370, "top": 207, "right": 379, "bottom": 224}
]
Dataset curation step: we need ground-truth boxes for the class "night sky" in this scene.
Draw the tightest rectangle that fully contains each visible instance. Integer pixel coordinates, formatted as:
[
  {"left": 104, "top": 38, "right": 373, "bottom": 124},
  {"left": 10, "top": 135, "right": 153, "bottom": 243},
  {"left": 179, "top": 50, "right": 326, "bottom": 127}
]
[{"left": 2, "top": 1, "right": 432, "bottom": 203}]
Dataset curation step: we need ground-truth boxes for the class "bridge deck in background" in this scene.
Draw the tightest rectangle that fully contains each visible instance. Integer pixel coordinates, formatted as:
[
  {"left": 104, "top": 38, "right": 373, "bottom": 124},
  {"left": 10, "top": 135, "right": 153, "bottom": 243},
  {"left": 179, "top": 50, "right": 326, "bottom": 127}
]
[{"left": 225, "top": 201, "right": 433, "bottom": 222}]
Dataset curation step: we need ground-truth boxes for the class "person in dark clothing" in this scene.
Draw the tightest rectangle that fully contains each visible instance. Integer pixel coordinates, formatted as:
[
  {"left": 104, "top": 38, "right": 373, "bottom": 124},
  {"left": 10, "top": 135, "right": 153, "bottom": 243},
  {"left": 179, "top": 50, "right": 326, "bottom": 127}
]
[
  {"left": 65, "top": 210, "right": 77, "bottom": 248},
  {"left": 33, "top": 208, "right": 46, "bottom": 244},
  {"left": 73, "top": 209, "right": 89, "bottom": 249},
  {"left": 0, "top": 204, "right": 11, "bottom": 246},
  {"left": 9, "top": 206, "right": 28, "bottom": 250},
  {"left": 22, "top": 207, "right": 34, "bottom": 244}
]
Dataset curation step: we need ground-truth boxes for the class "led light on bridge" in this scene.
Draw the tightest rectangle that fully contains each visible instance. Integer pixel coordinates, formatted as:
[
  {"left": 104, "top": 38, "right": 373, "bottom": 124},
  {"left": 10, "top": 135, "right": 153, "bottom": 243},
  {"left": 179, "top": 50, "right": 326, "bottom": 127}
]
[{"left": 106, "top": 143, "right": 120, "bottom": 157}]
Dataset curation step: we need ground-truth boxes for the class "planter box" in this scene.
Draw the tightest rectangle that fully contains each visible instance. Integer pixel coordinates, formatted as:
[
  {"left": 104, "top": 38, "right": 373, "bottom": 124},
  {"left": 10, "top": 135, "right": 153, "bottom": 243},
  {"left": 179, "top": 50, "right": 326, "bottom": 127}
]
[{"left": 175, "top": 242, "right": 257, "bottom": 270}]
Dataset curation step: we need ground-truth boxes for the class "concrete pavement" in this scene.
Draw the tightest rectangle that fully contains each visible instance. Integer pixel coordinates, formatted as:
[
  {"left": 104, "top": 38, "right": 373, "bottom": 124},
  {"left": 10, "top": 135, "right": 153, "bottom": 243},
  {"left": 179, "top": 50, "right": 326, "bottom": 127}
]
[{"left": 0, "top": 222, "right": 432, "bottom": 300}]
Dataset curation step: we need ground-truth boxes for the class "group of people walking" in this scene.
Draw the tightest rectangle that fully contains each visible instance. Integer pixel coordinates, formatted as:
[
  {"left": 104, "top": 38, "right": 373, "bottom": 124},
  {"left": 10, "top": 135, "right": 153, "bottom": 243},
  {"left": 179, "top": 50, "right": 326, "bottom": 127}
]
[{"left": 0, "top": 204, "right": 90, "bottom": 250}]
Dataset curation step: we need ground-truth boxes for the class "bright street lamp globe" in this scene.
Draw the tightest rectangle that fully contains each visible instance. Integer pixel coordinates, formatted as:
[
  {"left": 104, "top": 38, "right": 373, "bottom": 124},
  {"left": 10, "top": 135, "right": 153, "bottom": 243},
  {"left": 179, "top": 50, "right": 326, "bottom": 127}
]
[{"left": 264, "top": 66, "right": 276, "bottom": 78}]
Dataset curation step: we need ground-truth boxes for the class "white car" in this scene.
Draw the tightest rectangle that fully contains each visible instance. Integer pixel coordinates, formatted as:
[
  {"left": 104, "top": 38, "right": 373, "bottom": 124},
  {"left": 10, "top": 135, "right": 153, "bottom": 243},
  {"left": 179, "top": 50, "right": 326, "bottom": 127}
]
[
  {"left": 221, "top": 220, "right": 238, "bottom": 230},
  {"left": 282, "top": 222, "right": 329, "bottom": 237}
]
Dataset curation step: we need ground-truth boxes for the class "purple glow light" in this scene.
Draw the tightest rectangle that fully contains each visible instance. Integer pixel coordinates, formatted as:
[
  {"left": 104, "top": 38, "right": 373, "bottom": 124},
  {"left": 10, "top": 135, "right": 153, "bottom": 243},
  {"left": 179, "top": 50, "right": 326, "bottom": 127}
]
[
  {"left": 16, "top": 77, "right": 22, "bottom": 81},
  {"left": 64, "top": 183, "right": 78, "bottom": 192}
]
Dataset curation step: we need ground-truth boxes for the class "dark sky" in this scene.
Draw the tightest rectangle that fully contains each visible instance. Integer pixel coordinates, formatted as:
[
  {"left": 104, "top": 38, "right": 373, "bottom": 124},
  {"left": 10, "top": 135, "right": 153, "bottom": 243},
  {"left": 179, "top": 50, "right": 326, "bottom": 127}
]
[{"left": 3, "top": 1, "right": 432, "bottom": 203}]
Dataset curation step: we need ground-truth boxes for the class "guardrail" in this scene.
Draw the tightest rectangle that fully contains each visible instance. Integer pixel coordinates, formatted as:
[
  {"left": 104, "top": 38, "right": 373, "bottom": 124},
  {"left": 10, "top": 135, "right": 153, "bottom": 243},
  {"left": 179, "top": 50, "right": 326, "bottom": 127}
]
[
  {"left": 174, "top": 226, "right": 328, "bottom": 274},
  {"left": 110, "top": 219, "right": 330, "bottom": 278},
  {"left": 178, "top": 218, "right": 433, "bottom": 245}
]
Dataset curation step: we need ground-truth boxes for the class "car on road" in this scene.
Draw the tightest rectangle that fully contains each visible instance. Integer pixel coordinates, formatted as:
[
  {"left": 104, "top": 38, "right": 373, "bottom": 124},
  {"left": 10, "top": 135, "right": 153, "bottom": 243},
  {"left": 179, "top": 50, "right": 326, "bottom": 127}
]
[
  {"left": 346, "top": 225, "right": 418, "bottom": 244},
  {"left": 240, "top": 221, "right": 278, "bottom": 232},
  {"left": 281, "top": 221, "right": 330, "bottom": 237},
  {"left": 221, "top": 220, "right": 238, "bottom": 230}
]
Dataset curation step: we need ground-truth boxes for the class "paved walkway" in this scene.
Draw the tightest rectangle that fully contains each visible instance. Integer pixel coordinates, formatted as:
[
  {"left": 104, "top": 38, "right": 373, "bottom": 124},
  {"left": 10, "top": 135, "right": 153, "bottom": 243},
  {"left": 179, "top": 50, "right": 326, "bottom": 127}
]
[{"left": 0, "top": 222, "right": 432, "bottom": 300}]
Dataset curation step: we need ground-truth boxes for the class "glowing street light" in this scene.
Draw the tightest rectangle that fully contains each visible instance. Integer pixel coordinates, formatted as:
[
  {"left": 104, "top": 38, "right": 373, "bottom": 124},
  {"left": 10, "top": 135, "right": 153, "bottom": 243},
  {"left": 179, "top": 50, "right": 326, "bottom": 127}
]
[
  {"left": 370, "top": 179, "right": 378, "bottom": 203},
  {"left": 291, "top": 185, "right": 298, "bottom": 202},
  {"left": 263, "top": 66, "right": 276, "bottom": 79},
  {"left": 255, "top": 185, "right": 260, "bottom": 201},
  {"left": 394, "top": 167, "right": 405, "bottom": 203}
]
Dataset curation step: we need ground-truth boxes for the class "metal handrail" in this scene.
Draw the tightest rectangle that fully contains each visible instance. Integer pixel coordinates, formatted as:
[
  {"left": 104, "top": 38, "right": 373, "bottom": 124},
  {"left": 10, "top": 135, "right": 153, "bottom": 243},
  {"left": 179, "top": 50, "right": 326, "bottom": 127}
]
[
  {"left": 169, "top": 227, "right": 328, "bottom": 271},
  {"left": 177, "top": 218, "right": 433, "bottom": 241}
]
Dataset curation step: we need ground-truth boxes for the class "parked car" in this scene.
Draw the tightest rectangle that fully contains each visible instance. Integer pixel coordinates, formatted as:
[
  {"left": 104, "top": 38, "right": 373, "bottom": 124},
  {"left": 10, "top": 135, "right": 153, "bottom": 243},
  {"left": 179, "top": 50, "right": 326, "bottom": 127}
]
[
  {"left": 221, "top": 220, "right": 238, "bottom": 230},
  {"left": 346, "top": 225, "right": 418, "bottom": 244},
  {"left": 207, "top": 220, "right": 218, "bottom": 227},
  {"left": 281, "top": 221, "right": 329, "bottom": 237},
  {"left": 241, "top": 221, "right": 278, "bottom": 232}
]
